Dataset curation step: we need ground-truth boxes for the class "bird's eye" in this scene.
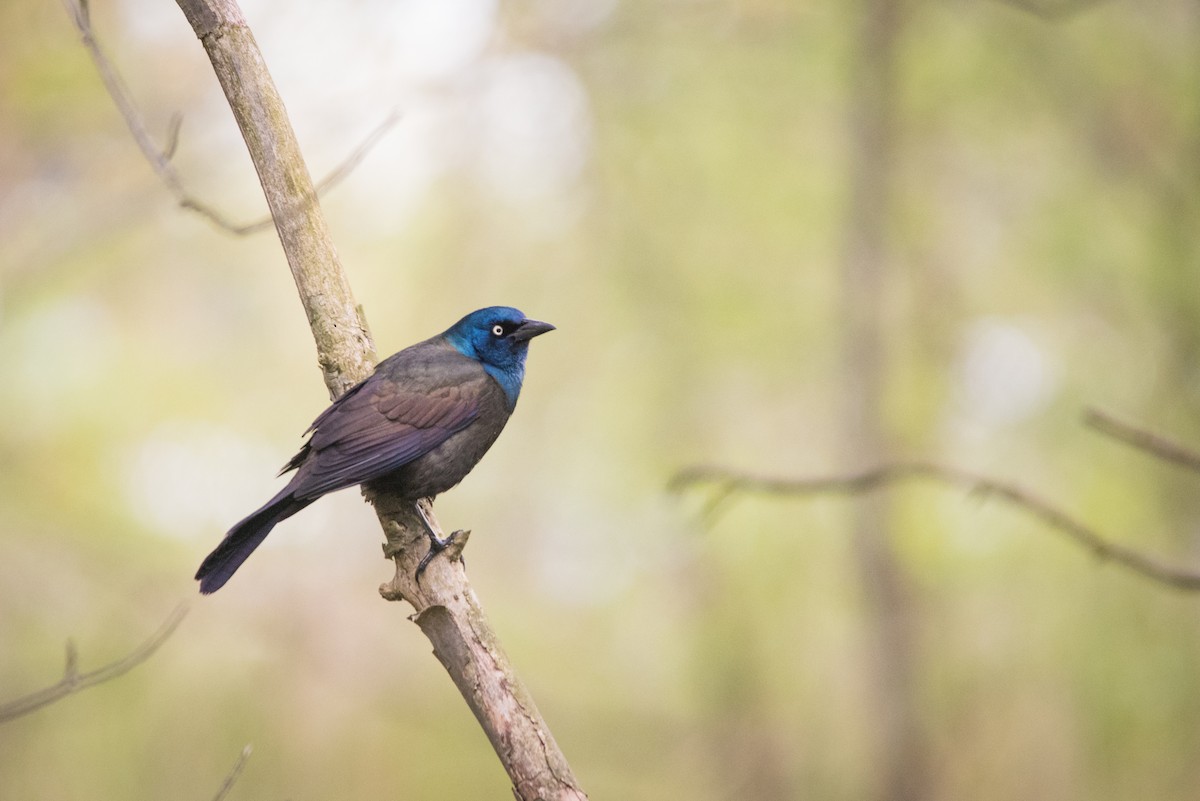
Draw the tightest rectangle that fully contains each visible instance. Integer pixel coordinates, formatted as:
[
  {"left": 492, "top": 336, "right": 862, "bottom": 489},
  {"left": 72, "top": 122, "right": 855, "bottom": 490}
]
[{"left": 491, "top": 324, "right": 505, "bottom": 337}]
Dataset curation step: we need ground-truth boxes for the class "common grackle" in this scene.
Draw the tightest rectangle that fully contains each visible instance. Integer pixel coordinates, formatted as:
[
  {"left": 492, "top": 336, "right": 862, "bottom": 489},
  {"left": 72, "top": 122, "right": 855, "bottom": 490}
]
[{"left": 195, "top": 306, "right": 554, "bottom": 593}]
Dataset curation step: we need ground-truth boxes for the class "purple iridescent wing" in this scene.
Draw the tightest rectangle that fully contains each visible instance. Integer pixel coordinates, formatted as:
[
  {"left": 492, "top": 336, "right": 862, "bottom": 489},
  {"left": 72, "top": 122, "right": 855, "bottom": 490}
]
[{"left": 287, "top": 378, "right": 480, "bottom": 500}]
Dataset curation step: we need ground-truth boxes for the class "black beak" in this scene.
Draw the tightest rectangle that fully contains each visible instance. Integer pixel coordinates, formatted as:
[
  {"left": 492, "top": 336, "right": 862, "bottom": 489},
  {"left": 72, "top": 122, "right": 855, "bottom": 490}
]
[{"left": 511, "top": 318, "right": 556, "bottom": 342}]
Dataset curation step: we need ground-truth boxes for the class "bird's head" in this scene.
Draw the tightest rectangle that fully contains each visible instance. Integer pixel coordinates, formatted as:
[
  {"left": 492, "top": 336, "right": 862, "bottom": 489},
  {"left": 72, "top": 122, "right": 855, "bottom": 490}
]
[{"left": 443, "top": 306, "right": 555, "bottom": 408}]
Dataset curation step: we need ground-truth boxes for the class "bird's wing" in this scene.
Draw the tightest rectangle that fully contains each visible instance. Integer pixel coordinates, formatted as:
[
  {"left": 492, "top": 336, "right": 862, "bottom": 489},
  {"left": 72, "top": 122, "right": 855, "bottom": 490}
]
[{"left": 289, "top": 380, "right": 479, "bottom": 499}]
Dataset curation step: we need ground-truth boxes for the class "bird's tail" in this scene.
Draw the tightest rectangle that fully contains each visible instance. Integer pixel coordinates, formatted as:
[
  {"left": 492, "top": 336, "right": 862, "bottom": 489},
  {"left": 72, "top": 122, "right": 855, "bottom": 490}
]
[{"left": 195, "top": 488, "right": 313, "bottom": 594}]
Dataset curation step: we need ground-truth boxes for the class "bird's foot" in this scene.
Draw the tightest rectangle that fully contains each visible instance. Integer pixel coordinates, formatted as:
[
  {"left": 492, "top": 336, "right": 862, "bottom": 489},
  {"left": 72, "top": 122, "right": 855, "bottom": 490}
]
[
  {"left": 411, "top": 500, "right": 470, "bottom": 583},
  {"left": 416, "top": 529, "right": 469, "bottom": 581}
]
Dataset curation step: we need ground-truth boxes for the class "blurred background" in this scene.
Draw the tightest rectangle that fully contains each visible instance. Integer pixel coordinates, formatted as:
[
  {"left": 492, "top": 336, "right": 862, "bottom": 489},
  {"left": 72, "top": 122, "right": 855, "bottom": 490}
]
[{"left": 4, "top": 0, "right": 1200, "bottom": 798}]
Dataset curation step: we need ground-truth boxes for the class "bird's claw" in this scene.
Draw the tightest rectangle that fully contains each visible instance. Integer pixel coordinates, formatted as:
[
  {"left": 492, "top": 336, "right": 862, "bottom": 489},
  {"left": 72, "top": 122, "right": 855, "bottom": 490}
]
[
  {"left": 415, "top": 529, "right": 468, "bottom": 582},
  {"left": 412, "top": 501, "right": 470, "bottom": 583}
]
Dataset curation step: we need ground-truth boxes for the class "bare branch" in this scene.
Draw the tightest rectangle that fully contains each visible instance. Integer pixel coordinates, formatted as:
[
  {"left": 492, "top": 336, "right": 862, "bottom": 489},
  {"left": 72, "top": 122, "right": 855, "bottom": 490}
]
[
  {"left": 164, "top": 112, "right": 184, "bottom": 160},
  {"left": 173, "top": 0, "right": 375, "bottom": 398},
  {"left": 198, "top": 110, "right": 403, "bottom": 237},
  {"left": 63, "top": 0, "right": 244, "bottom": 231},
  {"left": 371, "top": 496, "right": 587, "bottom": 801},
  {"left": 672, "top": 463, "right": 1200, "bottom": 592},
  {"left": 63, "top": 0, "right": 399, "bottom": 236},
  {"left": 0, "top": 603, "right": 189, "bottom": 723},
  {"left": 311, "top": 110, "right": 403, "bottom": 200},
  {"left": 211, "top": 745, "right": 252, "bottom": 801},
  {"left": 1085, "top": 408, "right": 1200, "bottom": 475}
]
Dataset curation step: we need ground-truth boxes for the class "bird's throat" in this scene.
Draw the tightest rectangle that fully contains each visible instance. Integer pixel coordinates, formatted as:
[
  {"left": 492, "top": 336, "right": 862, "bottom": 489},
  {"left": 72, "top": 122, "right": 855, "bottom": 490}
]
[{"left": 483, "top": 361, "right": 523, "bottom": 411}]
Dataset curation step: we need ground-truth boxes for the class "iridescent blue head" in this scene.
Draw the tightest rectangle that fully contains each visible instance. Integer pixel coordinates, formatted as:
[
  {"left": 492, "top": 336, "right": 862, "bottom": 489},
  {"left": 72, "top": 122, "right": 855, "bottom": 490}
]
[{"left": 442, "top": 306, "right": 555, "bottom": 410}]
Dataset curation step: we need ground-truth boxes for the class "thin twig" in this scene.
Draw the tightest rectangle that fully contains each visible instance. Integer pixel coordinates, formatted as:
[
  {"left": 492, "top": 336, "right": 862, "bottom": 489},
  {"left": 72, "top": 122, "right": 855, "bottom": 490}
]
[
  {"left": 211, "top": 745, "right": 253, "bottom": 801},
  {"left": 63, "top": 0, "right": 399, "bottom": 235},
  {"left": 311, "top": 110, "right": 402, "bottom": 200},
  {"left": 63, "top": 0, "right": 240, "bottom": 230},
  {"left": 672, "top": 463, "right": 1200, "bottom": 592},
  {"left": 164, "top": 112, "right": 184, "bottom": 160},
  {"left": 0, "top": 603, "right": 189, "bottom": 723},
  {"left": 192, "top": 110, "right": 403, "bottom": 236},
  {"left": 1085, "top": 408, "right": 1200, "bottom": 475}
]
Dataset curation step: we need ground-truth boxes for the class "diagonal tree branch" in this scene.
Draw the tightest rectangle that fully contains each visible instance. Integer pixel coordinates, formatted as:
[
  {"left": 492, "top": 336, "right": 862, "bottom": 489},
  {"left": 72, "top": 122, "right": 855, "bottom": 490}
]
[
  {"left": 64, "top": 0, "right": 399, "bottom": 236},
  {"left": 307, "top": 110, "right": 402, "bottom": 209},
  {"left": 166, "top": 2, "right": 586, "bottom": 798},
  {"left": 1085, "top": 408, "right": 1200, "bottom": 475},
  {"left": 671, "top": 462, "right": 1200, "bottom": 592},
  {"left": 0, "top": 603, "right": 189, "bottom": 723},
  {"left": 171, "top": 0, "right": 374, "bottom": 397},
  {"left": 211, "top": 744, "right": 252, "bottom": 801}
]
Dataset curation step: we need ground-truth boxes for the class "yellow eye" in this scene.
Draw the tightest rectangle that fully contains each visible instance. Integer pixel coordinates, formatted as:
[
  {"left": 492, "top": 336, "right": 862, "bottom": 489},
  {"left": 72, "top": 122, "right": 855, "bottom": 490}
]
[{"left": 492, "top": 324, "right": 505, "bottom": 336}]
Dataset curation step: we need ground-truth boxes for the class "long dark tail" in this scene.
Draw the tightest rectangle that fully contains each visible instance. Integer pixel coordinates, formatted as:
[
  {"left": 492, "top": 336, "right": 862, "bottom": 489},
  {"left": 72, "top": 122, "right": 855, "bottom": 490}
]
[{"left": 195, "top": 489, "right": 313, "bottom": 594}]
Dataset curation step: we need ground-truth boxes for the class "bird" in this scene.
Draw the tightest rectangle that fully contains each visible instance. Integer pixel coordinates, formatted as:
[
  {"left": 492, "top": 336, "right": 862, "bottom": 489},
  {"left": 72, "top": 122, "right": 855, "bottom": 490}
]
[{"left": 195, "top": 306, "right": 554, "bottom": 594}]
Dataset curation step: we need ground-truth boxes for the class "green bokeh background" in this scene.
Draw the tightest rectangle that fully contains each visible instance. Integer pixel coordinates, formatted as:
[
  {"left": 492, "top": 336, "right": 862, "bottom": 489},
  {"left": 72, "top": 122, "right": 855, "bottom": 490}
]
[{"left": 4, "top": 1, "right": 1200, "bottom": 799}]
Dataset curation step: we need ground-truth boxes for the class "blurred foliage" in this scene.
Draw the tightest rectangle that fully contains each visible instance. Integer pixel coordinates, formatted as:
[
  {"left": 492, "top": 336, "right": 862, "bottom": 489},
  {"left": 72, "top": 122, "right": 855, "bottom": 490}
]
[{"left": 4, "top": 0, "right": 1200, "bottom": 799}]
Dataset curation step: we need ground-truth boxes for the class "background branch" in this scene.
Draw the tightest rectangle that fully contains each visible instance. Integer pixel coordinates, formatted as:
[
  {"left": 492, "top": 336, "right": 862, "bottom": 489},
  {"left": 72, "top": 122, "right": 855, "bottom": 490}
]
[
  {"left": 1085, "top": 408, "right": 1200, "bottom": 474},
  {"left": 64, "top": 0, "right": 398, "bottom": 236},
  {"left": 169, "top": 1, "right": 585, "bottom": 798},
  {"left": 211, "top": 745, "right": 252, "bottom": 801},
  {"left": 0, "top": 604, "right": 188, "bottom": 723},
  {"left": 672, "top": 462, "right": 1200, "bottom": 592}
]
